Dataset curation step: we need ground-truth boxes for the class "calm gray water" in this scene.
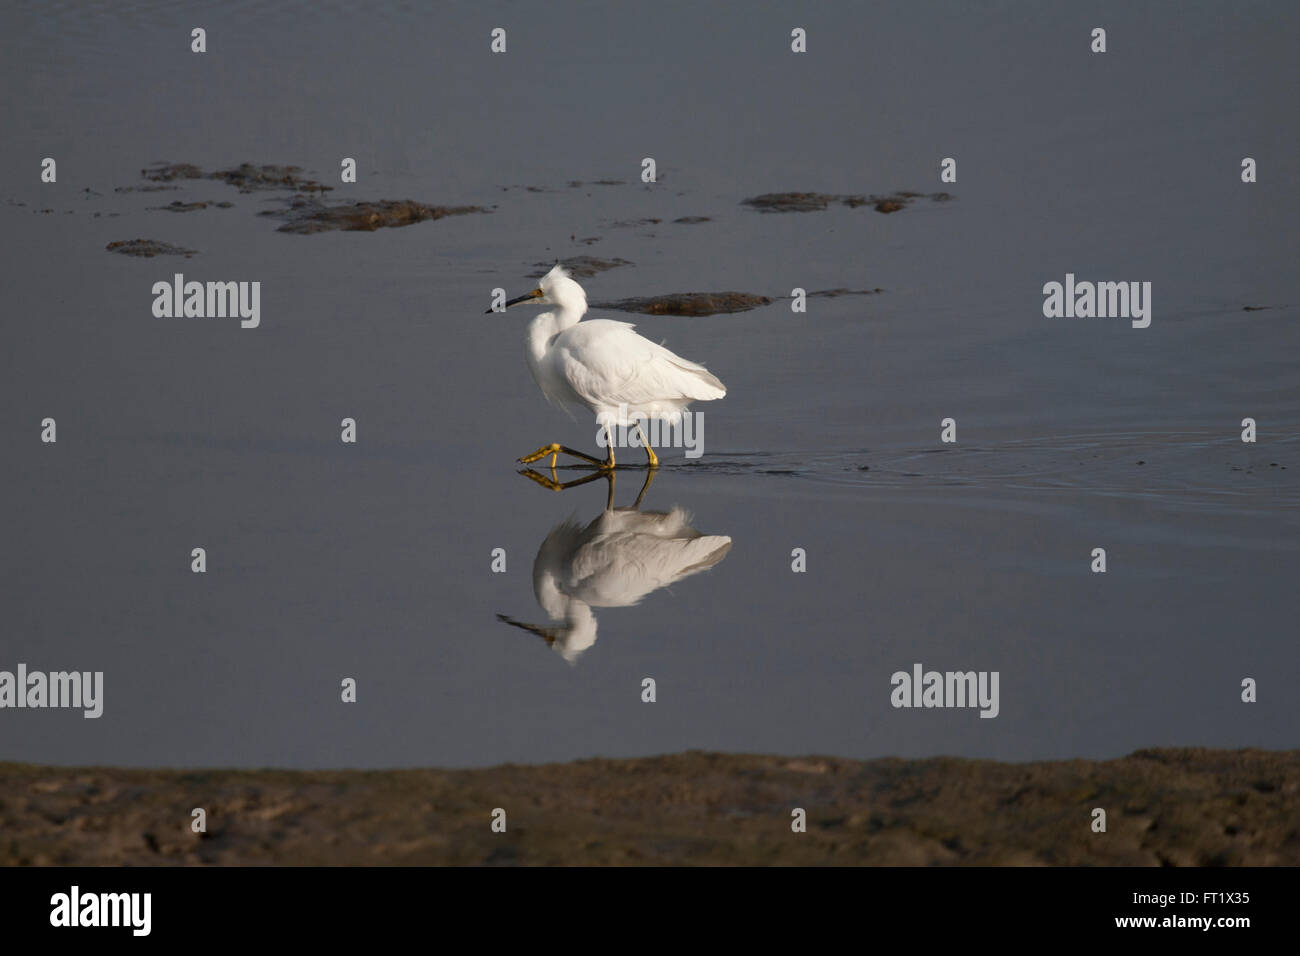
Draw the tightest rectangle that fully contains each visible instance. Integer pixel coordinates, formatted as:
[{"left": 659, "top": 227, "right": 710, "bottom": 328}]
[{"left": 2, "top": 1, "right": 1297, "bottom": 768}]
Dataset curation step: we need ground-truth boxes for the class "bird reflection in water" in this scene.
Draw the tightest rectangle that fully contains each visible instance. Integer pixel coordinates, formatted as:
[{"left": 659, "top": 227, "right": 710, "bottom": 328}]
[{"left": 497, "top": 469, "right": 732, "bottom": 663}]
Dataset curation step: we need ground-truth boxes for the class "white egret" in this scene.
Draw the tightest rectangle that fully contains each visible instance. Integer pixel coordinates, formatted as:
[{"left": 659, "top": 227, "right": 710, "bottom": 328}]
[{"left": 487, "top": 264, "right": 726, "bottom": 468}]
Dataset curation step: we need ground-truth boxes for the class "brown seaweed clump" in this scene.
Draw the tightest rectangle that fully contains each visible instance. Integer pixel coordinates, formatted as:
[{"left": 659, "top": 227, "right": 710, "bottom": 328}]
[
  {"left": 139, "top": 162, "right": 203, "bottom": 182},
  {"left": 262, "top": 197, "right": 489, "bottom": 234},
  {"left": 804, "top": 288, "right": 885, "bottom": 298},
  {"left": 742, "top": 192, "right": 836, "bottom": 212},
  {"left": 594, "top": 292, "right": 773, "bottom": 316},
  {"left": 142, "top": 162, "right": 329, "bottom": 194},
  {"left": 149, "top": 200, "right": 234, "bottom": 213},
  {"left": 209, "top": 163, "right": 329, "bottom": 192},
  {"left": 743, "top": 191, "right": 952, "bottom": 214},
  {"left": 529, "top": 256, "right": 632, "bottom": 279},
  {"left": 106, "top": 239, "right": 197, "bottom": 258}
]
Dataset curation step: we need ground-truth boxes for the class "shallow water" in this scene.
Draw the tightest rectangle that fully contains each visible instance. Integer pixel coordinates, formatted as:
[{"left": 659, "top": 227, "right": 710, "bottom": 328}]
[{"left": 1, "top": 1, "right": 1297, "bottom": 768}]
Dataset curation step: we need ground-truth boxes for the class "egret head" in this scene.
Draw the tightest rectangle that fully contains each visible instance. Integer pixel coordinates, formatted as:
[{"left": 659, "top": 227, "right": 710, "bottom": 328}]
[{"left": 486, "top": 263, "right": 587, "bottom": 314}]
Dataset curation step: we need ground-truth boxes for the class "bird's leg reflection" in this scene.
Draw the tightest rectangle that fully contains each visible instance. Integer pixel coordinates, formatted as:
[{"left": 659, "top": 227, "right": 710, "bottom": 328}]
[
  {"left": 516, "top": 465, "right": 656, "bottom": 511},
  {"left": 517, "top": 466, "right": 609, "bottom": 493},
  {"left": 630, "top": 467, "right": 655, "bottom": 509},
  {"left": 495, "top": 469, "right": 730, "bottom": 664}
]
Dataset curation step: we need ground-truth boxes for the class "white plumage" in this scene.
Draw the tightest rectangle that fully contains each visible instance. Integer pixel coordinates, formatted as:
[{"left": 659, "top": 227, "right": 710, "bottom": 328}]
[
  {"left": 498, "top": 264, "right": 725, "bottom": 467},
  {"left": 537, "top": 317, "right": 726, "bottom": 427}
]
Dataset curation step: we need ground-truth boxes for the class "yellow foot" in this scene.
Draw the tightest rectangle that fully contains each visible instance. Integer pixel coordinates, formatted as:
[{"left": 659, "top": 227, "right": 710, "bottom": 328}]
[
  {"left": 518, "top": 443, "right": 562, "bottom": 468},
  {"left": 517, "top": 443, "right": 607, "bottom": 468}
]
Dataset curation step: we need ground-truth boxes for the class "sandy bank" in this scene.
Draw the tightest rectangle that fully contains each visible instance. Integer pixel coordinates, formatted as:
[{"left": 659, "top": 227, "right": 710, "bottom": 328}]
[{"left": 3, "top": 748, "right": 1295, "bottom": 866}]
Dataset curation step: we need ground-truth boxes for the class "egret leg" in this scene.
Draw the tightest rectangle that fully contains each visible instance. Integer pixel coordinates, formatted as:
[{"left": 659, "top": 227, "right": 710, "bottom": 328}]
[
  {"left": 602, "top": 425, "right": 616, "bottom": 470},
  {"left": 634, "top": 422, "right": 659, "bottom": 468}
]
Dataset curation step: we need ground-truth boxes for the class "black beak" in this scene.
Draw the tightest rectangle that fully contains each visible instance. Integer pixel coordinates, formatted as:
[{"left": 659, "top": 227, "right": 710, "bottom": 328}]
[{"left": 485, "top": 292, "right": 537, "bottom": 314}]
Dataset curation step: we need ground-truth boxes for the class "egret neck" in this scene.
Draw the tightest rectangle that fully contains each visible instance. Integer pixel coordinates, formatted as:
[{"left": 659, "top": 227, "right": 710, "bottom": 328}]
[{"left": 526, "top": 289, "right": 586, "bottom": 367}]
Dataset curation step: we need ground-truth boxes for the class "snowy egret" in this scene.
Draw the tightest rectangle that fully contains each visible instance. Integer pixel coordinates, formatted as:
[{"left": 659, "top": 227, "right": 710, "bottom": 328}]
[
  {"left": 497, "top": 471, "right": 732, "bottom": 663},
  {"left": 487, "top": 264, "right": 726, "bottom": 468}
]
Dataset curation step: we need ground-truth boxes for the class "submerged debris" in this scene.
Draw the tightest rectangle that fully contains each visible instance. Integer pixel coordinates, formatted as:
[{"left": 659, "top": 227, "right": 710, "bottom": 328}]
[
  {"left": 150, "top": 200, "right": 234, "bottom": 213},
  {"left": 140, "top": 162, "right": 203, "bottom": 182},
  {"left": 213, "top": 163, "right": 330, "bottom": 193},
  {"left": 742, "top": 191, "right": 953, "bottom": 214},
  {"left": 106, "top": 239, "right": 197, "bottom": 258},
  {"left": 743, "top": 192, "right": 841, "bottom": 212},
  {"left": 261, "top": 197, "right": 488, "bottom": 234},
  {"left": 594, "top": 292, "right": 773, "bottom": 316},
  {"left": 135, "top": 162, "right": 484, "bottom": 234},
  {"left": 529, "top": 256, "right": 632, "bottom": 279},
  {"left": 804, "top": 288, "right": 885, "bottom": 298},
  {"left": 142, "top": 162, "right": 329, "bottom": 194}
]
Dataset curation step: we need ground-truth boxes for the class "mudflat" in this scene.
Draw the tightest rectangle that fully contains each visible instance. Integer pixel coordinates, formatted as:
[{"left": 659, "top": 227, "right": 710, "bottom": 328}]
[{"left": 4, "top": 748, "right": 1296, "bottom": 866}]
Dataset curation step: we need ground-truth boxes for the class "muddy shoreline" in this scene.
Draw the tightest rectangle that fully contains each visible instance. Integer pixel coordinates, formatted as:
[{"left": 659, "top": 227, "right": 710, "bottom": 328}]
[{"left": 3, "top": 748, "right": 1295, "bottom": 866}]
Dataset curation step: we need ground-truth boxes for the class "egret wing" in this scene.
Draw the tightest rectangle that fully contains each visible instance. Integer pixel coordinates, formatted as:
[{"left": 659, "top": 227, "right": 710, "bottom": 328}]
[{"left": 550, "top": 320, "right": 725, "bottom": 410}]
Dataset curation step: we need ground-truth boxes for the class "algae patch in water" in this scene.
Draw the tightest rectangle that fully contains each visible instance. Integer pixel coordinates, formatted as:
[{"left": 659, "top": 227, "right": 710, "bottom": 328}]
[
  {"left": 594, "top": 292, "right": 773, "bottom": 316},
  {"left": 742, "top": 191, "right": 952, "bottom": 213},
  {"left": 149, "top": 200, "right": 234, "bottom": 213},
  {"left": 594, "top": 288, "right": 873, "bottom": 316},
  {"left": 261, "top": 197, "right": 489, "bottom": 234},
  {"left": 106, "top": 239, "right": 198, "bottom": 258},
  {"left": 137, "top": 163, "right": 486, "bottom": 233},
  {"left": 805, "top": 287, "right": 885, "bottom": 298},
  {"left": 142, "top": 162, "right": 329, "bottom": 194},
  {"left": 140, "top": 162, "right": 204, "bottom": 183},
  {"left": 528, "top": 256, "right": 632, "bottom": 279}
]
